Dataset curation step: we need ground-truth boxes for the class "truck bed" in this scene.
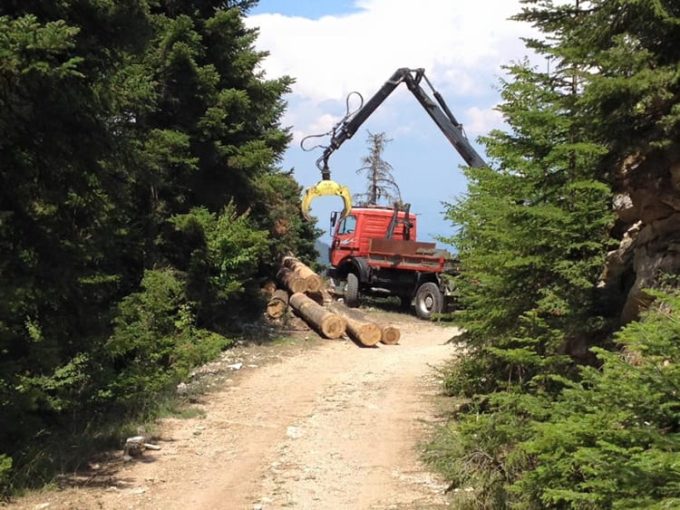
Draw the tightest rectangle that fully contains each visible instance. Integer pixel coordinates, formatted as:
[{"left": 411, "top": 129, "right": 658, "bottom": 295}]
[{"left": 366, "top": 238, "right": 450, "bottom": 273}]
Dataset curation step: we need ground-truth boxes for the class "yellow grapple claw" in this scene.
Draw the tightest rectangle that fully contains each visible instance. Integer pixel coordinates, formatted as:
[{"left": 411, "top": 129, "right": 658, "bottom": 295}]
[{"left": 301, "top": 180, "right": 352, "bottom": 221}]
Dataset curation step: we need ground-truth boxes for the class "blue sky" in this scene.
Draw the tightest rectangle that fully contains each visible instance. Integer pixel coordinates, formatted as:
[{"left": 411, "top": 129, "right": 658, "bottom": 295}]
[
  {"left": 250, "top": 0, "right": 360, "bottom": 19},
  {"left": 246, "top": 1, "right": 537, "bottom": 244}
]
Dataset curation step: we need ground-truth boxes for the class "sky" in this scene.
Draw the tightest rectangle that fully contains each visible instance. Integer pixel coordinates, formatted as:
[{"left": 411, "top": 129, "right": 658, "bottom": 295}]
[{"left": 245, "top": 0, "right": 540, "bottom": 244}]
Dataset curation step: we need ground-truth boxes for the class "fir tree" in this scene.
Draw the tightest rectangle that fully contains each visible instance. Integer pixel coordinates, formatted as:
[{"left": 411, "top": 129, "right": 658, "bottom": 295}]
[
  {"left": 433, "top": 1, "right": 680, "bottom": 507},
  {"left": 353, "top": 131, "right": 401, "bottom": 207},
  {"left": 0, "top": 0, "right": 317, "bottom": 491}
]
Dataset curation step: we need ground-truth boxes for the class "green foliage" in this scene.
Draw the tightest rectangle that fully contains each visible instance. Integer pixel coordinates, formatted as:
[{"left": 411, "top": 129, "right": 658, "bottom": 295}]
[
  {"left": 432, "top": 1, "right": 680, "bottom": 507},
  {"left": 250, "top": 171, "right": 322, "bottom": 271},
  {"left": 105, "top": 269, "right": 231, "bottom": 411},
  {"left": 171, "top": 203, "right": 268, "bottom": 321},
  {"left": 442, "top": 57, "right": 614, "bottom": 398},
  {"left": 0, "top": 454, "right": 11, "bottom": 496},
  {"left": 512, "top": 288, "right": 680, "bottom": 509},
  {"left": 0, "top": 0, "right": 317, "bottom": 494}
]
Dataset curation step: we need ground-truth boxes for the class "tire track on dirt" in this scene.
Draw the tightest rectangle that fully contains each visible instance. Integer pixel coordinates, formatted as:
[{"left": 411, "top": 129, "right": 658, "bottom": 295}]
[{"left": 13, "top": 317, "right": 458, "bottom": 510}]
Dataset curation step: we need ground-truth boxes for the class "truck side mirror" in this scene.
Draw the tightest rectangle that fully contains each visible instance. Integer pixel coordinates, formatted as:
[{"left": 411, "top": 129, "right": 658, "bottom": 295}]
[{"left": 330, "top": 211, "right": 338, "bottom": 228}]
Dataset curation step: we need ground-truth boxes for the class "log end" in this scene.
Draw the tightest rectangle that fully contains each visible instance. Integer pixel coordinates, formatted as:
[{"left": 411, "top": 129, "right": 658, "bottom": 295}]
[
  {"left": 380, "top": 326, "right": 401, "bottom": 345},
  {"left": 305, "top": 275, "right": 323, "bottom": 293},
  {"left": 354, "top": 323, "right": 382, "bottom": 346},
  {"left": 266, "top": 301, "right": 286, "bottom": 319},
  {"left": 321, "top": 315, "right": 346, "bottom": 339},
  {"left": 290, "top": 279, "right": 308, "bottom": 294}
]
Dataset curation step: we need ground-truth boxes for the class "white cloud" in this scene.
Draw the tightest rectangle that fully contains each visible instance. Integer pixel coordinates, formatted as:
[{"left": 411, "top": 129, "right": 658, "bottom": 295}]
[
  {"left": 464, "top": 106, "right": 505, "bottom": 136},
  {"left": 244, "top": 1, "right": 541, "bottom": 238},
  {"left": 246, "top": 0, "right": 536, "bottom": 103}
]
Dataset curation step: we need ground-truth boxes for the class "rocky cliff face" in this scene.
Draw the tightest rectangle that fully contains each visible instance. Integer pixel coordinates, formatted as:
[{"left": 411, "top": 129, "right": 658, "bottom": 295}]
[{"left": 600, "top": 147, "right": 680, "bottom": 323}]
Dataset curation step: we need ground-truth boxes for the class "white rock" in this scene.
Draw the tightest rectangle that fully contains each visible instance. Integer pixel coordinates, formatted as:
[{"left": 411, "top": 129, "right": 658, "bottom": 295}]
[{"left": 286, "top": 426, "right": 302, "bottom": 439}]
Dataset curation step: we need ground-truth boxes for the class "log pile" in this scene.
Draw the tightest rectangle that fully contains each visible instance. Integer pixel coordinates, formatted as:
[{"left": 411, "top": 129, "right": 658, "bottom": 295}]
[
  {"left": 265, "top": 255, "right": 401, "bottom": 346},
  {"left": 282, "top": 256, "right": 324, "bottom": 292},
  {"left": 266, "top": 289, "right": 289, "bottom": 319},
  {"left": 290, "top": 293, "right": 346, "bottom": 339}
]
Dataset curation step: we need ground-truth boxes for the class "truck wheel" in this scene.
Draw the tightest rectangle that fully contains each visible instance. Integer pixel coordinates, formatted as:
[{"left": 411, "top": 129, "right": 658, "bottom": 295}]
[
  {"left": 414, "top": 282, "right": 443, "bottom": 320},
  {"left": 345, "top": 272, "right": 360, "bottom": 308}
]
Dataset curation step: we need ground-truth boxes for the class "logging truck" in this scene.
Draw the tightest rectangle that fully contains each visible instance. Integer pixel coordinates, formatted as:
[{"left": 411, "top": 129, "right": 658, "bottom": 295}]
[
  {"left": 301, "top": 68, "right": 487, "bottom": 319},
  {"left": 327, "top": 203, "right": 458, "bottom": 319}
]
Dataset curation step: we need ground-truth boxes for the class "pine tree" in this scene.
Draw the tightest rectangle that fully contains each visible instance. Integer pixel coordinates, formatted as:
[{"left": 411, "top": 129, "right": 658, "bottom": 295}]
[
  {"left": 513, "top": 287, "right": 680, "bottom": 508},
  {"left": 433, "top": 0, "right": 615, "bottom": 504},
  {"left": 432, "top": 1, "right": 680, "bottom": 506},
  {"left": 0, "top": 0, "right": 317, "bottom": 491},
  {"left": 0, "top": 1, "right": 161, "bottom": 490},
  {"left": 353, "top": 131, "right": 401, "bottom": 206}
]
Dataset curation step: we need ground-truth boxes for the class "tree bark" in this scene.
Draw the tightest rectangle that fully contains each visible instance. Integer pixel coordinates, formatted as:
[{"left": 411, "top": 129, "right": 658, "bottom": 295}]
[
  {"left": 289, "top": 293, "right": 346, "bottom": 339},
  {"left": 327, "top": 301, "right": 400, "bottom": 345},
  {"left": 282, "top": 256, "right": 323, "bottom": 293},
  {"left": 266, "top": 289, "right": 289, "bottom": 319},
  {"left": 277, "top": 267, "right": 307, "bottom": 294},
  {"left": 327, "top": 303, "right": 382, "bottom": 346}
]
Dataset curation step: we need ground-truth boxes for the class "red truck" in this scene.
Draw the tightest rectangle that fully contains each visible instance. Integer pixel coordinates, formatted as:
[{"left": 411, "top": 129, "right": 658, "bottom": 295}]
[
  {"left": 328, "top": 204, "right": 457, "bottom": 319},
  {"left": 302, "top": 68, "right": 487, "bottom": 319}
]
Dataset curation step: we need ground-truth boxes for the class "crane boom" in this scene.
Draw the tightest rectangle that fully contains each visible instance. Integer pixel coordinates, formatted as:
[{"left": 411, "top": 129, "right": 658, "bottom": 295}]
[{"left": 301, "top": 67, "right": 487, "bottom": 220}]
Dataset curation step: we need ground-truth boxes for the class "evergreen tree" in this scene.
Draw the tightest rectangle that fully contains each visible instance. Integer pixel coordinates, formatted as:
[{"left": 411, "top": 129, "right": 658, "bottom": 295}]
[
  {"left": 0, "top": 0, "right": 317, "bottom": 491},
  {"left": 0, "top": 2, "right": 155, "bottom": 488},
  {"left": 514, "top": 286, "right": 680, "bottom": 508},
  {"left": 353, "top": 131, "right": 401, "bottom": 206},
  {"left": 432, "top": 1, "right": 680, "bottom": 506},
  {"left": 432, "top": 0, "right": 614, "bottom": 504}
]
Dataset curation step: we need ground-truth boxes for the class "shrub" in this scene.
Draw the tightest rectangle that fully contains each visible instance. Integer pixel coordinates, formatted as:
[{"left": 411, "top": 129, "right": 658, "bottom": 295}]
[
  {"left": 170, "top": 202, "right": 268, "bottom": 323},
  {"left": 512, "top": 288, "right": 680, "bottom": 509},
  {"left": 104, "top": 269, "right": 231, "bottom": 412}
]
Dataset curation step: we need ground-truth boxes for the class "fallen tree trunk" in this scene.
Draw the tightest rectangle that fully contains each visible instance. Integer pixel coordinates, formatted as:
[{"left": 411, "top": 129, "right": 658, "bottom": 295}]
[
  {"left": 378, "top": 325, "right": 401, "bottom": 345},
  {"left": 327, "top": 302, "right": 382, "bottom": 347},
  {"left": 266, "top": 289, "right": 289, "bottom": 319},
  {"left": 277, "top": 267, "right": 307, "bottom": 294},
  {"left": 282, "top": 256, "right": 323, "bottom": 293},
  {"left": 327, "top": 300, "right": 400, "bottom": 345},
  {"left": 308, "top": 288, "right": 334, "bottom": 307},
  {"left": 289, "top": 293, "right": 346, "bottom": 339}
]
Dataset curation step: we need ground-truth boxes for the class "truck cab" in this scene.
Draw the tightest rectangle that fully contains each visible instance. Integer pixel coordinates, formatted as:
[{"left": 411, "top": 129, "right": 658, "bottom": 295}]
[
  {"left": 330, "top": 207, "right": 415, "bottom": 267},
  {"left": 328, "top": 206, "right": 456, "bottom": 319}
]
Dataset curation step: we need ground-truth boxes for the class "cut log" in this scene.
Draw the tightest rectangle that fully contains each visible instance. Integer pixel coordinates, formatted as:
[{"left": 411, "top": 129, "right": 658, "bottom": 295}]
[
  {"left": 266, "top": 289, "right": 289, "bottom": 319},
  {"left": 261, "top": 280, "right": 277, "bottom": 297},
  {"left": 289, "top": 293, "right": 346, "bottom": 339},
  {"left": 277, "top": 267, "right": 307, "bottom": 294},
  {"left": 308, "top": 288, "right": 334, "bottom": 307},
  {"left": 282, "top": 256, "right": 323, "bottom": 293},
  {"left": 327, "top": 303, "right": 382, "bottom": 347},
  {"left": 379, "top": 325, "right": 401, "bottom": 345},
  {"left": 327, "top": 300, "right": 400, "bottom": 345}
]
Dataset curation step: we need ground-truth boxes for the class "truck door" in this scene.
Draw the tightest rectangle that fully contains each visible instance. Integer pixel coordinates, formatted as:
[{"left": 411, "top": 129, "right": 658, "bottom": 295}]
[{"left": 330, "top": 214, "right": 358, "bottom": 267}]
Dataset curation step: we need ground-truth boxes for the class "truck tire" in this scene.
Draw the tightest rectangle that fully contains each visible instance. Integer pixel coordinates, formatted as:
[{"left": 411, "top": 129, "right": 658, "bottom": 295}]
[
  {"left": 345, "top": 272, "right": 360, "bottom": 308},
  {"left": 414, "top": 282, "right": 443, "bottom": 320}
]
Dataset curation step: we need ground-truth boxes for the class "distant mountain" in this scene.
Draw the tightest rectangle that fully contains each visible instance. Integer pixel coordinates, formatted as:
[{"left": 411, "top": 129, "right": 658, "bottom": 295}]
[{"left": 315, "top": 239, "right": 330, "bottom": 266}]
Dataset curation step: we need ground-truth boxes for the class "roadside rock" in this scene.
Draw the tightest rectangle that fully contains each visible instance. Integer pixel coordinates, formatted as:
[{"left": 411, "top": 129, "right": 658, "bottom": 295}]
[{"left": 604, "top": 149, "right": 680, "bottom": 322}]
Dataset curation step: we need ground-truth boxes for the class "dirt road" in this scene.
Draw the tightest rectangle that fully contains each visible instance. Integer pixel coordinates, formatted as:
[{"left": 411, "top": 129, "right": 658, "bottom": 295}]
[{"left": 15, "top": 315, "right": 458, "bottom": 510}]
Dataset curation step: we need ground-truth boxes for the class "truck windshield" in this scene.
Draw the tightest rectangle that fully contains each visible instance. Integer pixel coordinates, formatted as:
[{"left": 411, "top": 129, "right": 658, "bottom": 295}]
[{"left": 337, "top": 215, "right": 356, "bottom": 234}]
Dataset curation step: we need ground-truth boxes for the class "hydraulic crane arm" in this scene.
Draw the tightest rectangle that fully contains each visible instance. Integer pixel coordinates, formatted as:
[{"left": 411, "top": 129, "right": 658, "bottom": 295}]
[
  {"left": 301, "top": 68, "right": 487, "bottom": 220},
  {"left": 318, "top": 67, "right": 486, "bottom": 175}
]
